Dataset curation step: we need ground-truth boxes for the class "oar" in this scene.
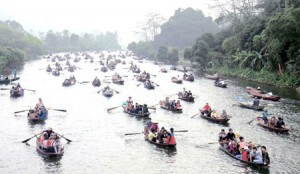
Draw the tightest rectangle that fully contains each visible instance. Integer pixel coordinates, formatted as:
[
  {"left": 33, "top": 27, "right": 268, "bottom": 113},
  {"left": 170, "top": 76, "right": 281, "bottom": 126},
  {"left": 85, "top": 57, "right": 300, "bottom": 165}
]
[
  {"left": 0, "top": 88, "right": 10, "bottom": 90},
  {"left": 79, "top": 81, "right": 90, "bottom": 84},
  {"left": 190, "top": 113, "right": 199, "bottom": 118},
  {"left": 14, "top": 109, "right": 29, "bottom": 114},
  {"left": 136, "top": 83, "right": 142, "bottom": 87},
  {"left": 22, "top": 131, "right": 43, "bottom": 143},
  {"left": 94, "top": 68, "right": 99, "bottom": 70},
  {"left": 149, "top": 103, "right": 159, "bottom": 108},
  {"left": 50, "top": 108, "right": 67, "bottom": 112},
  {"left": 125, "top": 130, "right": 188, "bottom": 135},
  {"left": 148, "top": 107, "right": 156, "bottom": 110},
  {"left": 24, "top": 89, "right": 36, "bottom": 92},
  {"left": 107, "top": 105, "right": 122, "bottom": 112},
  {"left": 97, "top": 89, "right": 103, "bottom": 93},
  {"left": 111, "top": 88, "right": 119, "bottom": 94},
  {"left": 153, "top": 82, "right": 160, "bottom": 86},
  {"left": 247, "top": 117, "right": 257, "bottom": 124},
  {"left": 56, "top": 133, "right": 72, "bottom": 143}
]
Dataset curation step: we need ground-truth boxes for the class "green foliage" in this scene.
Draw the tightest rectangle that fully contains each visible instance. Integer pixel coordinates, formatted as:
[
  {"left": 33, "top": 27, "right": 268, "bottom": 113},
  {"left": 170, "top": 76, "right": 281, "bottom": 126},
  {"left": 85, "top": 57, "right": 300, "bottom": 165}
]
[
  {"left": 43, "top": 30, "right": 121, "bottom": 53},
  {"left": 222, "top": 36, "right": 239, "bottom": 53},
  {"left": 154, "top": 8, "right": 218, "bottom": 49},
  {"left": 0, "top": 46, "right": 24, "bottom": 75},
  {"left": 0, "top": 20, "right": 44, "bottom": 59}
]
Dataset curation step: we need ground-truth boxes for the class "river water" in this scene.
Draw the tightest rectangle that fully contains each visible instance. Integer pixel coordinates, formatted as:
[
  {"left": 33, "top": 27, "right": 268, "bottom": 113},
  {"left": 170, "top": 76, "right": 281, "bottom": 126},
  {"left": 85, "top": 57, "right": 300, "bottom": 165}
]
[{"left": 0, "top": 52, "right": 299, "bottom": 174}]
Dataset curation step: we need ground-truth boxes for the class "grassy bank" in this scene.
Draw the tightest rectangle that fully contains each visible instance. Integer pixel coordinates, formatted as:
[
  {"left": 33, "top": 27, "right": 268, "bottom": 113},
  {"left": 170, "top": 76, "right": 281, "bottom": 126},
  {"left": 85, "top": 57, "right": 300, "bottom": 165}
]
[{"left": 206, "top": 67, "right": 300, "bottom": 89}]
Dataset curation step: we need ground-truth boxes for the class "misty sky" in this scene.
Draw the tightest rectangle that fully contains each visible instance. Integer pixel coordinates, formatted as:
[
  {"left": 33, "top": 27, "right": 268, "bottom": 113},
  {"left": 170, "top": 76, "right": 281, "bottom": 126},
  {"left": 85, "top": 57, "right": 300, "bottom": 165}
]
[{"left": 0, "top": 0, "right": 215, "bottom": 45}]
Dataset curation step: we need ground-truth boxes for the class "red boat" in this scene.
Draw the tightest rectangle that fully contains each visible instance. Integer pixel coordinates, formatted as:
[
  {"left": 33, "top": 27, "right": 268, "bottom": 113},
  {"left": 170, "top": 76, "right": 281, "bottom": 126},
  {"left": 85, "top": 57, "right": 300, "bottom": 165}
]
[{"left": 246, "top": 87, "right": 280, "bottom": 101}]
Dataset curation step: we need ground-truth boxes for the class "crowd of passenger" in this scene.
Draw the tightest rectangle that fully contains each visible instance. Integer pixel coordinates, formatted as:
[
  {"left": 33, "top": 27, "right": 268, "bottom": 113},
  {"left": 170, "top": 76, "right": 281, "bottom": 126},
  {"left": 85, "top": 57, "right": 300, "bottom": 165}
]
[
  {"left": 219, "top": 128, "right": 270, "bottom": 165},
  {"left": 161, "top": 97, "right": 182, "bottom": 110},
  {"left": 144, "top": 118, "right": 176, "bottom": 145},
  {"left": 38, "top": 128, "right": 63, "bottom": 153},
  {"left": 10, "top": 83, "right": 24, "bottom": 96},
  {"left": 27, "top": 98, "right": 47, "bottom": 120},
  {"left": 201, "top": 103, "right": 228, "bottom": 119},
  {"left": 123, "top": 97, "right": 149, "bottom": 114}
]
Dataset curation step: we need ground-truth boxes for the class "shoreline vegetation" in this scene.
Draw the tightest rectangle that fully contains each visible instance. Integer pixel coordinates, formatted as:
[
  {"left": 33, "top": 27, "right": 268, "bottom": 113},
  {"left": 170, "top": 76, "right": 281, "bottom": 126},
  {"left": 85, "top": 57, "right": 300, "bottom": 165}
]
[{"left": 127, "top": 2, "right": 300, "bottom": 91}]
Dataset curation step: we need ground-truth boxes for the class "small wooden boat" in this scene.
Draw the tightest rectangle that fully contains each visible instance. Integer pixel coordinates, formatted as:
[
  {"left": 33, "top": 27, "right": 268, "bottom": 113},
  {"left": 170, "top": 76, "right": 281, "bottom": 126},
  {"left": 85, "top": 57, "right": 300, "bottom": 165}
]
[
  {"left": 144, "top": 82, "right": 155, "bottom": 90},
  {"left": 62, "top": 79, "right": 76, "bottom": 86},
  {"left": 101, "top": 66, "right": 108, "bottom": 72},
  {"left": 160, "top": 68, "right": 167, "bottom": 73},
  {"left": 219, "top": 142, "right": 269, "bottom": 167},
  {"left": 171, "top": 77, "right": 182, "bottom": 84},
  {"left": 256, "top": 117, "right": 289, "bottom": 133},
  {"left": 215, "top": 82, "right": 227, "bottom": 88},
  {"left": 200, "top": 112, "right": 229, "bottom": 124},
  {"left": 122, "top": 106, "right": 151, "bottom": 118},
  {"left": 204, "top": 73, "right": 219, "bottom": 80},
  {"left": 159, "top": 101, "right": 182, "bottom": 113},
  {"left": 170, "top": 65, "right": 177, "bottom": 70},
  {"left": 52, "top": 70, "right": 60, "bottom": 76},
  {"left": 74, "top": 57, "right": 81, "bottom": 63},
  {"left": 238, "top": 102, "right": 265, "bottom": 111},
  {"left": 112, "top": 75, "right": 124, "bottom": 85},
  {"left": 27, "top": 109, "right": 48, "bottom": 122},
  {"left": 92, "top": 79, "right": 101, "bottom": 87},
  {"left": 102, "top": 89, "right": 114, "bottom": 97},
  {"left": 0, "top": 77, "right": 20, "bottom": 85},
  {"left": 136, "top": 75, "right": 148, "bottom": 82},
  {"left": 46, "top": 67, "right": 52, "bottom": 72},
  {"left": 36, "top": 135, "right": 64, "bottom": 158},
  {"left": 246, "top": 87, "right": 280, "bottom": 101},
  {"left": 10, "top": 88, "right": 24, "bottom": 97},
  {"left": 144, "top": 132, "right": 176, "bottom": 148},
  {"left": 183, "top": 74, "right": 194, "bottom": 82},
  {"left": 178, "top": 92, "right": 194, "bottom": 102}
]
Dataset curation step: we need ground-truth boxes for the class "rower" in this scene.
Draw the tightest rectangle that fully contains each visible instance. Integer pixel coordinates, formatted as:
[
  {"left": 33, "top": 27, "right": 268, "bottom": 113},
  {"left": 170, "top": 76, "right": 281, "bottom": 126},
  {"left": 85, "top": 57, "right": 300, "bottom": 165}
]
[
  {"left": 37, "top": 98, "right": 44, "bottom": 109},
  {"left": 202, "top": 103, "right": 212, "bottom": 117},
  {"left": 253, "top": 97, "right": 260, "bottom": 106},
  {"left": 275, "top": 117, "right": 285, "bottom": 128},
  {"left": 166, "top": 128, "right": 176, "bottom": 145},
  {"left": 261, "top": 109, "right": 270, "bottom": 124}
]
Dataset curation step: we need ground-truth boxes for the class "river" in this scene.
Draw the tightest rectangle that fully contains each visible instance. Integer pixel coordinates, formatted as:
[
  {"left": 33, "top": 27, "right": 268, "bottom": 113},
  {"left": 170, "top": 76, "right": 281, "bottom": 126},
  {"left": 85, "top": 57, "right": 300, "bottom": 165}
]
[{"left": 0, "top": 52, "right": 299, "bottom": 174}]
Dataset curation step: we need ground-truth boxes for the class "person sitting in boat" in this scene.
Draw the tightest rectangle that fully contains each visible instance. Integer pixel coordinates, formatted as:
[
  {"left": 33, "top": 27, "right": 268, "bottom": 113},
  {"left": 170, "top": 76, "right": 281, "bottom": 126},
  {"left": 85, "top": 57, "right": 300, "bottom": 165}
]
[
  {"left": 226, "top": 128, "right": 236, "bottom": 141},
  {"left": 211, "top": 110, "right": 217, "bottom": 119},
  {"left": 238, "top": 136, "right": 248, "bottom": 149},
  {"left": 148, "top": 129, "right": 157, "bottom": 142},
  {"left": 269, "top": 116, "right": 277, "bottom": 127},
  {"left": 149, "top": 122, "right": 159, "bottom": 133},
  {"left": 261, "top": 109, "right": 270, "bottom": 125},
  {"left": 53, "top": 135, "right": 62, "bottom": 153},
  {"left": 275, "top": 117, "right": 285, "bottom": 129},
  {"left": 142, "top": 104, "right": 149, "bottom": 114},
  {"left": 253, "top": 97, "right": 260, "bottom": 106},
  {"left": 39, "top": 132, "right": 49, "bottom": 149},
  {"left": 201, "top": 103, "right": 212, "bottom": 117},
  {"left": 157, "top": 127, "right": 166, "bottom": 143},
  {"left": 44, "top": 133, "right": 57, "bottom": 153},
  {"left": 165, "top": 97, "right": 170, "bottom": 108},
  {"left": 144, "top": 118, "right": 152, "bottom": 133},
  {"left": 250, "top": 146, "right": 263, "bottom": 163},
  {"left": 261, "top": 146, "right": 270, "bottom": 165},
  {"left": 170, "top": 100, "right": 176, "bottom": 110},
  {"left": 219, "top": 129, "right": 227, "bottom": 142},
  {"left": 236, "top": 146, "right": 250, "bottom": 161},
  {"left": 175, "top": 100, "right": 181, "bottom": 109},
  {"left": 220, "top": 110, "right": 228, "bottom": 119},
  {"left": 165, "top": 128, "right": 176, "bottom": 145},
  {"left": 187, "top": 90, "right": 193, "bottom": 98}
]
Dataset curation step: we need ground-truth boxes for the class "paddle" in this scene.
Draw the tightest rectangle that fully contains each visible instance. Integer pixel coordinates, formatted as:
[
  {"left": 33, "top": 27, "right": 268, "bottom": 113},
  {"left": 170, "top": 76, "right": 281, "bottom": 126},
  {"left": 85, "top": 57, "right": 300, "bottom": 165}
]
[
  {"left": 107, "top": 105, "right": 122, "bottom": 112},
  {"left": 94, "top": 68, "right": 99, "bottom": 70},
  {"left": 50, "top": 108, "right": 67, "bottom": 112},
  {"left": 22, "top": 131, "right": 43, "bottom": 143},
  {"left": 14, "top": 109, "right": 29, "bottom": 114},
  {"left": 97, "top": 89, "right": 103, "bottom": 93},
  {"left": 0, "top": 88, "right": 10, "bottom": 90},
  {"left": 56, "top": 133, "right": 72, "bottom": 143},
  {"left": 153, "top": 82, "right": 160, "bottom": 87},
  {"left": 24, "top": 89, "right": 36, "bottom": 92},
  {"left": 79, "top": 81, "right": 90, "bottom": 84},
  {"left": 191, "top": 113, "right": 199, "bottom": 118},
  {"left": 111, "top": 88, "right": 119, "bottom": 94},
  {"left": 136, "top": 83, "right": 142, "bottom": 87},
  {"left": 125, "top": 130, "right": 188, "bottom": 135},
  {"left": 148, "top": 107, "right": 156, "bottom": 110},
  {"left": 247, "top": 117, "right": 257, "bottom": 124}
]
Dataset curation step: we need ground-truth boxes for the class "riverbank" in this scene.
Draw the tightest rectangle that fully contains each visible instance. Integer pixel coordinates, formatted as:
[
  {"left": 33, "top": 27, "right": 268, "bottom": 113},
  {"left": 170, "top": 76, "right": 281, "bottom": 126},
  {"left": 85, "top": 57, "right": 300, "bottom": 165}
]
[{"left": 205, "top": 67, "right": 300, "bottom": 89}]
